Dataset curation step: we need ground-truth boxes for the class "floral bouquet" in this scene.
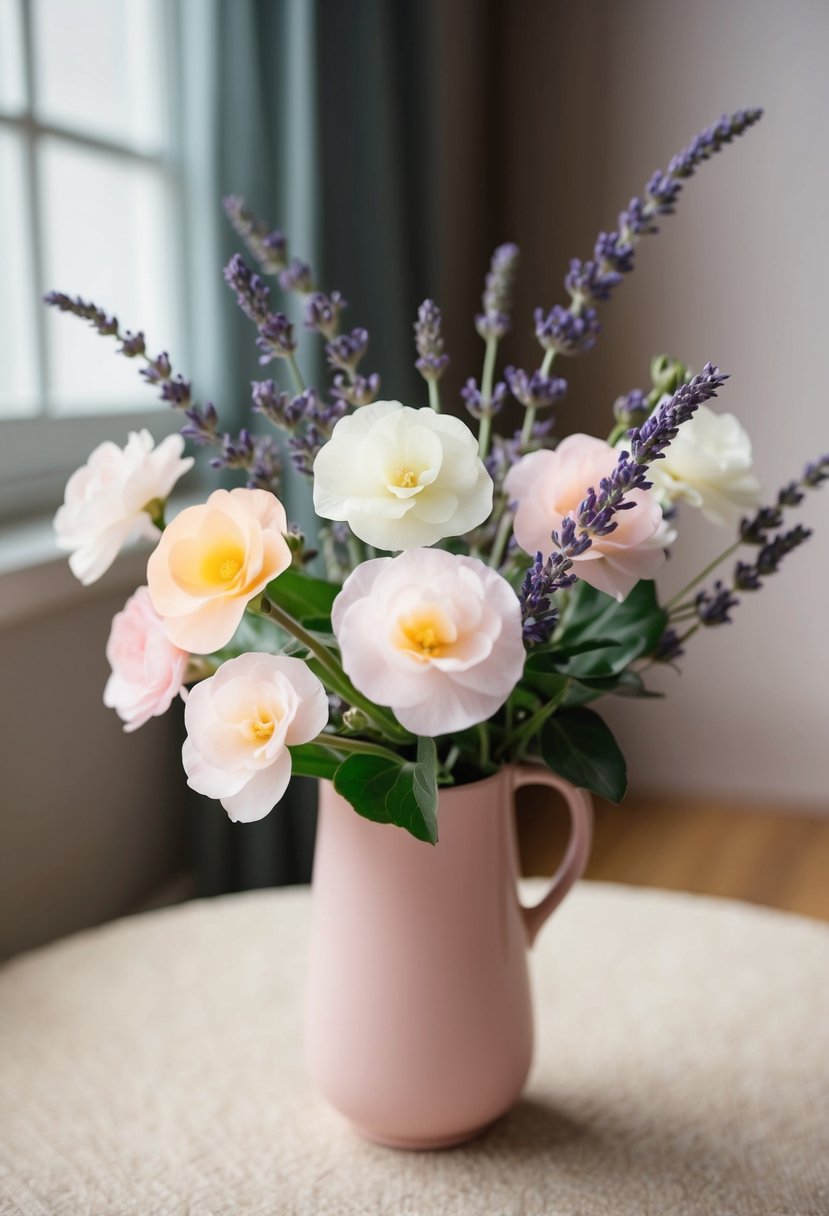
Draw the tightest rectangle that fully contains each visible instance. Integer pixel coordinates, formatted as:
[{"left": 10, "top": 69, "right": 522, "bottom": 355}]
[{"left": 49, "top": 107, "right": 826, "bottom": 844}]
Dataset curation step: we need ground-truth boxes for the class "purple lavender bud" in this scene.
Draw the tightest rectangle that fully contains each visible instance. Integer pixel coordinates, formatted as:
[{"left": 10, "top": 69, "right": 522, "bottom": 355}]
[
  {"left": 279, "top": 257, "right": 314, "bottom": 294},
  {"left": 139, "top": 351, "right": 172, "bottom": 385},
  {"left": 565, "top": 257, "right": 621, "bottom": 305},
  {"left": 305, "top": 291, "right": 347, "bottom": 338},
  {"left": 326, "top": 328, "right": 369, "bottom": 374},
  {"left": 256, "top": 313, "right": 296, "bottom": 362},
  {"left": 414, "top": 299, "right": 450, "bottom": 382},
  {"left": 181, "top": 402, "right": 220, "bottom": 445},
  {"left": 331, "top": 372, "right": 380, "bottom": 407},
  {"left": 475, "top": 243, "right": 520, "bottom": 341},
  {"left": 803, "top": 454, "right": 829, "bottom": 488},
  {"left": 118, "top": 330, "right": 146, "bottom": 358},
  {"left": 755, "top": 525, "right": 812, "bottom": 576},
  {"left": 734, "top": 562, "right": 763, "bottom": 591},
  {"left": 251, "top": 379, "right": 292, "bottom": 427},
  {"left": 695, "top": 581, "right": 739, "bottom": 625},
  {"left": 613, "top": 387, "right": 651, "bottom": 428},
  {"left": 43, "top": 291, "right": 118, "bottom": 335},
  {"left": 776, "top": 481, "right": 805, "bottom": 508},
  {"left": 653, "top": 628, "right": 685, "bottom": 663},
  {"left": 740, "top": 505, "right": 783, "bottom": 544},
  {"left": 534, "top": 304, "right": 600, "bottom": 356},
  {"left": 159, "top": 376, "right": 192, "bottom": 408},
  {"left": 223, "top": 196, "right": 288, "bottom": 275},
  {"left": 518, "top": 549, "right": 581, "bottom": 645},
  {"left": 223, "top": 253, "right": 271, "bottom": 325},
  {"left": 461, "top": 377, "right": 507, "bottom": 421},
  {"left": 504, "top": 366, "right": 567, "bottom": 410}
]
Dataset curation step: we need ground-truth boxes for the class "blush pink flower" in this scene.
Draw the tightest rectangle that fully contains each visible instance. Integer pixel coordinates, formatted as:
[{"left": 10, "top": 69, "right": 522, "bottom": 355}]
[
  {"left": 54, "top": 430, "right": 193, "bottom": 585},
  {"left": 505, "top": 434, "right": 671, "bottom": 602},
  {"left": 182, "top": 653, "right": 329, "bottom": 822},
  {"left": 332, "top": 548, "right": 525, "bottom": 736},
  {"left": 104, "top": 586, "right": 188, "bottom": 732},
  {"left": 147, "top": 488, "right": 292, "bottom": 654}
]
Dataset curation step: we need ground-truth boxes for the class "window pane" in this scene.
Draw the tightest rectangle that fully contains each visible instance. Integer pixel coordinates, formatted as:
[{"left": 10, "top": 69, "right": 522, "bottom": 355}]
[
  {"left": 32, "top": 0, "right": 166, "bottom": 151},
  {"left": 0, "top": 0, "right": 26, "bottom": 113},
  {"left": 0, "top": 130, "right": 38, "bottom": 417},
  {"left": 40, "top": 139, "right": 182, "bottom": 415}
]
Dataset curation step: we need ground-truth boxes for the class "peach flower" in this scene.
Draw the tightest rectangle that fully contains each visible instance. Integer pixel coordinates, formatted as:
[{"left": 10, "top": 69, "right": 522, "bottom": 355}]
[
  {"left": 148, "top": 488, "right": 292, "bottom": 653},
  {"left": 104, "top": 586, "right": 188, "bottom": 732},
  {"left": 54, "top": 430, "right": 193, "bottom": 585},
  {"left": 332, "top": 548, "right": 525, "bottom": 736},
  {"left": 182, "top": 653, "right": 329, "bottom": 822},
  {"left": 505, "top": 434, "right": 670, "bottom": 602}
]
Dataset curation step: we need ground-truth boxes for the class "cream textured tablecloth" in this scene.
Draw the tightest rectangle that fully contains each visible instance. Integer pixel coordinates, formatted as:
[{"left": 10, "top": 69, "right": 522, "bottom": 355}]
[{"left": 1, "top": 881, "right": 828, "bottom": 1216}]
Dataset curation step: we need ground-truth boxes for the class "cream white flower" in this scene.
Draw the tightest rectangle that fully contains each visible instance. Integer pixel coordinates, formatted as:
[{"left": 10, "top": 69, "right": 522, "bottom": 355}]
[
  {"left": 182, "top": 652, "right": 329, "bottom": 823},
  {"left": 312, "top": 400, "right": 493, "bottom": 550},
  {"left": 645, "top": 405, "right": 761, "bottom": 526},
  {"left": 54, "top": 430, "right": 193, "bottom": 585},
  {"left": 332, "top": 548, "right": 525, "bottom": 736}
]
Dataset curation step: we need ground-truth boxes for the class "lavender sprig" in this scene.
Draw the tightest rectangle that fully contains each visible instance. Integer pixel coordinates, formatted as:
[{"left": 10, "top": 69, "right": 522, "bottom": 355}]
[
  {"left": 657, "top": 455, "right": 827, "bottom": 660},
  {"left": 524, "top": 109, "right": 761, "bottom": 450},
  {"left": 209, "top": 429, "right": 283, "bottom": 494},
  {"left": 414, "top": 300, "right": 449, "bottom": 411},
  {"left": 223, "top": 196, "right": 288, "bottom": 275},
  {"left": 44, "top": 292, "right": 193, "bottom": 412},
  {"left": 223, "top": 253, "right": 298, "bottom": 368},
  {"left": 476, "top": 243, "right": 520, "bottom": 342}
]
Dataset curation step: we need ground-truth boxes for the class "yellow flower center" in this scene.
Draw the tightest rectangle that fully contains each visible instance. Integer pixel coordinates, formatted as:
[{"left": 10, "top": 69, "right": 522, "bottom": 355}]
[
  {"left": 398, "top": 608, "right": 455, "bottom": 659},
  {"left": 250, "top": 718, "right": 275, "bottom": 742},
  {"left": 394, "top": 467, "right": 418, "bottom": 488},
  {"left": 219, "top": 557, "right": 241, "bottom": 581}
]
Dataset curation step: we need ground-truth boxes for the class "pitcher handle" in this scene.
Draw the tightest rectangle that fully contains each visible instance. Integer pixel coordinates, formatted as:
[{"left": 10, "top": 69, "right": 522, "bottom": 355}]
[{"left": 513, "top": 765, "right": 593, "bottom": 947}]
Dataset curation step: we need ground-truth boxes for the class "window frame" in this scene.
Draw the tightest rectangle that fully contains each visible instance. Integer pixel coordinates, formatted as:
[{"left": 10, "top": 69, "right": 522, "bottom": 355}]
[{"left": 0, "top": 0, "right": 190, "bottom": 520}]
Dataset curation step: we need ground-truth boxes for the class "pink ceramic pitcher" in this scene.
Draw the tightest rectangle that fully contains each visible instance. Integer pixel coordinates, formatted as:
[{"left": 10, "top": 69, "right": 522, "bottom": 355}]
[{"left": 304, "top": 764, "right": 593, "bottom": 1149}]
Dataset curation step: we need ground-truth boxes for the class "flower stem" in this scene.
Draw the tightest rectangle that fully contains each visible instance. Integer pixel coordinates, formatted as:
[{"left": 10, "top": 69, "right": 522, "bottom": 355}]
[
  {"left": 310, "top": 734, "right": 402, "bottom": 763},
  {"left": 520, "top": 348, "right": 557, "bottom": 448},
  {"left": 489, "top": 503, "right": 515, "bottom": 569},
  {"left": 478, "top": 336, "right": 499, "bottom": 460},
  {"left": 258, "top": 597, "right": 412, "bottom": 743},
  {"left": 428, "top": 378, "right": 441, "bottom": 413},
  {"left": 286, "top": 352, "right": 306, "bottom": 394},
  {"left": 664, "top": 540, "right": 742, "bottom": 611}
]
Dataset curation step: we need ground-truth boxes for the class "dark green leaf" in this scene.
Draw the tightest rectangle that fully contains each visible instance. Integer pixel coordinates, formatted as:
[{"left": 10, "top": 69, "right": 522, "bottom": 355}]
[
  {"left": 288, "top": 743, "right": 342, "bottom": 781},
  {"left": 540, "top": 707, "right": 627, "bottom": 802},
  {"left": 266, "top": 567, "right": 340, "bottom": 625},
  {"left": 553, "top": 580, "right": 667, "bottom": 677},
  {"left": 522, "top": 656, "right": 570, "bottom": 703},
  {"left": 333, "top": 754, "right": 400, "bottom": 824}
]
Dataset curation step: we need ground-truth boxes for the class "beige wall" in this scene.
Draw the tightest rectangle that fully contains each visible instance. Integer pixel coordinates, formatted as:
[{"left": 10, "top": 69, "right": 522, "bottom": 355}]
[
  {"left": 487, "top": 0, "right": 828, "bottom": 809},
  {"left": 0, "top": 553, "right": 189, "bottom": 957}
]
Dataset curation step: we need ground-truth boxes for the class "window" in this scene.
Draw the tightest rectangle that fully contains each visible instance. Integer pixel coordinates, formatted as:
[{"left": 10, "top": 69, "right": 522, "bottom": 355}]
[{"left": 0, "top": 0, "right": 186, "bottom": 517}]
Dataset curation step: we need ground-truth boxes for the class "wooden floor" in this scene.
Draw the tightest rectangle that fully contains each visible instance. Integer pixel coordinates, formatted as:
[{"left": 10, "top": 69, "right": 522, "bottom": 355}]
[{"left": 516, "top": 791, "right": 829, "bottom": 922}]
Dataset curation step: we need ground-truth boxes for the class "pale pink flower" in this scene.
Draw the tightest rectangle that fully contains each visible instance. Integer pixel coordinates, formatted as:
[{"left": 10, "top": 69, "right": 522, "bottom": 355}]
[
  {"left": 54, "top": 430, "right": 193, "bottom": 585},
  {"left": 147, "top": 488, "right": 292, "bottom": 654},
  {"left": 104, "top": 586, "right": 188, "bottom": 732},
  {"left": 182, "top": 653, "right": 329, "bottom": 822},
  {"left": 505, "top": 434, "right": 671, "bottom": 602},
  {"left": 332, "top": 548, "right": 525, "bottom": 736}
]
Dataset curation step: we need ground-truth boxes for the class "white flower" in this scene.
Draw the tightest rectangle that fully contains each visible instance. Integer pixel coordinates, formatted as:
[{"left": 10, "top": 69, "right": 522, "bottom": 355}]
[
  {"left": 312, "top": 400, "right": 493, "bottom": 550},
  {"left": 645, "top": 405, "right": 761, "bottom": 526},
  {"left": 182, "top": 653, "right": 329, "bottom": 823},
  {"left": 332, "top": 548, "right": 525, "bottom": 736},
  {"left": 54, "top": 430, "right": 193, "bottom": 585}
]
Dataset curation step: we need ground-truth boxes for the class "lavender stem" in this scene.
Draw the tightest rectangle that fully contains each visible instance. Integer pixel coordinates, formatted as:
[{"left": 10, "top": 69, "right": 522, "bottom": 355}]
[
  {"left": 665, "top": 539, "right": 743, "bottom": 612},
  {"left": 478, "top": 337, "right": 499, "bottom": 459},
  {"left": 520, "top": 346, "right": 558, "bottom": 448}
]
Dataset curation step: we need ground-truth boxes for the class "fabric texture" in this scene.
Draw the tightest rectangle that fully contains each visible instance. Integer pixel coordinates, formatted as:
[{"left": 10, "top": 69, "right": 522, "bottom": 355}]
[{"left": 1, "top": 881, "right": 827, "bottom": 1215}]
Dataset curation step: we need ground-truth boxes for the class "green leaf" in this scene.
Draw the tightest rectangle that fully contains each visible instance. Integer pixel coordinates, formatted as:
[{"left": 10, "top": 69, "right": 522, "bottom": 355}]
[
  {"left": 288, "top": 743, "right": 342, "bottom": 781},
  {"left": 553, "top": 580, "right": 667, "bottom": 678},
  {"left": 540, "top": 707, "right": 628, "bottom": 803},
  {"left": 266, "top": 567, "right": 340, "bottom": 625},
  {"left": 333, "top": 754, "right": 400, "bottom": 824},
  {"left": 521, "top": 656, "right": 570, "bottom": 703},
  {"left": 564, "top": 669, "right": 666, "bottom": 707}
]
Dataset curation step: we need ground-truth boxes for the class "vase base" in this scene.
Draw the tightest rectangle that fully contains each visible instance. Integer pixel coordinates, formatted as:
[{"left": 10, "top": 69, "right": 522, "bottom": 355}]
[{"left": 352, "top": 1119, "right": 495, "bottom": 1152}]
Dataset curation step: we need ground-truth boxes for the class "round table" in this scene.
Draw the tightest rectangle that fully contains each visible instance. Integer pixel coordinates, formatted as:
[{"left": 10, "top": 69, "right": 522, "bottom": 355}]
[{"left": 1, "top": 881, "right": 827, "bottom": 1216}]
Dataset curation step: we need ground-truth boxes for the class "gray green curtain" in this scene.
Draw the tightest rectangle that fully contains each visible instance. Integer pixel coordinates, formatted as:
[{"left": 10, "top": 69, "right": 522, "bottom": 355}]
[{"left": 177, "top": 0, "right": 454, "bottom": 892}]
